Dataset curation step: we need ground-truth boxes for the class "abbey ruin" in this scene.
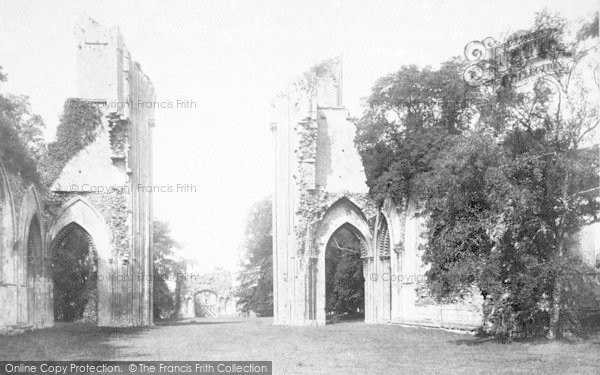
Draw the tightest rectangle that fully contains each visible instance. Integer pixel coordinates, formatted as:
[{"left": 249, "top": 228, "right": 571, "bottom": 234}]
[
  {"left": 1, "top": 11, "right": 597, "bottom": 340},
  {"left": 269, "top": 61, "right": 484, "bottom": 328},
  {"left": 271, "top": 28, "right": 600, "bottom": 328},
  {"left": 0, "top": 17, "right": 155, "bottom": 333},
  {"left": 271, "top": 60, "right": 483, "bottom": 328}
]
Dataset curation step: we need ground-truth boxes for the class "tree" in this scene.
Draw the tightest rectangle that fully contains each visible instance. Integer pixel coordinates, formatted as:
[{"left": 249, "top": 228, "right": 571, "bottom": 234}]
[
  {"left": 355, "top": 59, "right": 475, "bottom": 206},
  {"left": 0, "top": 65, "right": 45, "bottom": 183},
  {"left": 153, "top": 220, "right": 184, "bottom": 320},
  {"left": 235, "top": 197, "right": 273, "bottom": 316},
  {"left": 356, "top": 11, "right": 600, "bottom": 339},
  {"left": 3, "top": 94, "right": 46, "bottom": 162},
  {"left": 50, "top": 225, "right": 97, "bottom": 322},
  {"left": 461, "top": 11, "right": 600, "bottom": 339}
]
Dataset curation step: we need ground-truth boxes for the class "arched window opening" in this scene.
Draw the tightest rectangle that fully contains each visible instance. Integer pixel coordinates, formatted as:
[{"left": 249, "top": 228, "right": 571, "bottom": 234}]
[
  {"left": 26, "top": 215, "right": 43, "bottom": 325},
  {"left": 325, "top": 224, "right": 365, "bottom": 323},
  {"left": 50, "top": 223, "right": 98, "bottom": 323}
]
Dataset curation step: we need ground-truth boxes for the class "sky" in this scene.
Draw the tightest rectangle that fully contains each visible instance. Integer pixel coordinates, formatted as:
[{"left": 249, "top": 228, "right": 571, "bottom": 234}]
[{"left": 0, "top": 0, "right": 598, "bottom": 272}]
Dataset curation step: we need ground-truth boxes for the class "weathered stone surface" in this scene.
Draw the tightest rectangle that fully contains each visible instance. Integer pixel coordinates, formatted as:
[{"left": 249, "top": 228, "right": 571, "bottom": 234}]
[
  {"left": 0, "top": 16, "right": 155, "bottom": 334},
  {"left": 0, "top": 162, "right": 47, "bottom": 333},
  {"left": 272, "top": 59, "right": 484, "bottom": 329}
]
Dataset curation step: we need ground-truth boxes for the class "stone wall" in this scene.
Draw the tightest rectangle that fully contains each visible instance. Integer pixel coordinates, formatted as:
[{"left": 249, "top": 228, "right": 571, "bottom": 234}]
[
  {"left": 177, "top": 269, "right": 239, "bottom": 318},
  {"left": 0, "top": 16, "right": 155, "bottom": 334},
  {"left": 180, "top": 288, "right": 238, "bottom": 319},
  {"left": 273, "top": 31, "right": 599, "bottom": 329},
  {"left": 0, "top": 162, "right": 51, "bottom": 335},
  {"left": 272, "top": 59, "right": 484, "bottom": 329},
  {"left": 48, "top": 16, "right": 155, "bottom": 327}
]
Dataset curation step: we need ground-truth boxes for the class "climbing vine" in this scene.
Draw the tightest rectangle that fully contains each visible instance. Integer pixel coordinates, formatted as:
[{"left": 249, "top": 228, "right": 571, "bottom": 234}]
[
  {"left": 107, "top": 113, "right": 129, "bottom": 158},
  {"left": 294, "top": 57, "right": 341, "bottom": 94},
  {"left": 291, "top": 58, "right": 375, "bottom": 257},
  {"left": 295, "top": 190, "right": 376, "bottom": 257},
  {"left": 43, "top": 98, "right": 103, "bottom": 185}
]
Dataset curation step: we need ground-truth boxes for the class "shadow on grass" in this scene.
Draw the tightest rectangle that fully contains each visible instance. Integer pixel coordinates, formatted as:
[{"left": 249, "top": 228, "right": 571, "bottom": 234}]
[
  {"left": 0, "top": 323, "right": 152, "bottom": 360},
  {"left": 155, "top": 319, "right": 242, "bottom": 327},
  {"left": 452, "top": 330, "right": 600, "bottom": 346},
  {"left": 325, "top": 315, "right": 365, "bottom": 325},
  {"left": 451, "top": 336, "right": 497, "bottom": 346}
]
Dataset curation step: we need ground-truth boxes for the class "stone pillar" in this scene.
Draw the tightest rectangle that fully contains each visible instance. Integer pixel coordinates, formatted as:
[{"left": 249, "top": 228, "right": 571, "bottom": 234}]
[
  {"left": 272, "top": 58, "right": 373, "bottom": 326},
  {"left": 64, "top": 16, "right": 155, "bottom": 327}
]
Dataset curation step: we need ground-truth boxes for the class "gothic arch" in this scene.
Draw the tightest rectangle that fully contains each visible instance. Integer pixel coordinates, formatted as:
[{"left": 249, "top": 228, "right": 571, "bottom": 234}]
[
  {"left": 314, "top": 197, "right": 372, "bottom": 257},
  {"left": 376, "top": 214, "right": 391, "bottom": 258},
  {"left": 19, "top": 185, "right": 44, "bottom": 259},
  {"left": 380, "top": 198, "right": 407, "bottom": 322},
  {"left": 17, "top": 186, "right": 48, "bottom": 328},
  {"left": 48, "top": 196, "right": 111, "bottom": 261},
  {"left": 381, "top": 197, "right": 403, "bottom": 255},
  {"left": 0, "top": 160, "right": 16, "bottom": 284},
  {"left": 48, "top": 196, "right": 112, "bottom": 326},
  {"left": 311, "top": 197, "right": 372, "bottom": 324},
  {"left": 375, "top": 213, "right": 392, "bottom": 322}
]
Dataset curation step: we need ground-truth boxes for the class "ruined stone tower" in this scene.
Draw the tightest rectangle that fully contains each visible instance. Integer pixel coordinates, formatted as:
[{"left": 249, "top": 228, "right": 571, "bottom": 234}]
[
  {"left": 271, "top": 59, "right": 483, "bottom": 328},
  {"left": 0, "top": 17, "right": 155, "bottom": 333},
  {"left": 271, "top": 58, "right": 377, "bottom": 325},
  {"left": 50, "top": 16, "right": 156, "bottom": 326}
]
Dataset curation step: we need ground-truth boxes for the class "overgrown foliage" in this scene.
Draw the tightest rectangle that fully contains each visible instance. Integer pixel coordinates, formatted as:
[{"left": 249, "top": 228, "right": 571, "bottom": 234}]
[
  {"left": 355, "top": 11, "right": 600, "bottom": 340},
  {"left": 153, "top": 220, "right": 184, "bottom": 320},
  {"left": 355, "top": 59, "right": 476, "bottom": 206},
  {"left": 236, "top": 197, "right": 273, "bottom": 317},
  {"left": 50, "top": 224, "right": 97, "bottom": 323},
  {"left": 0, "top": 66, "right": 45, "bottom": 183},
  {"left": 43, "top": 98, "right": 103, "bottom": 185}
]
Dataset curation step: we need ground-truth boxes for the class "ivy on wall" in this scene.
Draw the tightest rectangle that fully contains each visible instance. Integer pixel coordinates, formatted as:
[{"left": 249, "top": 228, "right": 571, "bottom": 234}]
[
  {"left": 107, "top": 114, "right": 129, "bottom": 159},
  {"left": 295, "top": 190, "right": 376, "bottom": 257},
  {"left": 294, "top": 57, "right": 341, "bottom": 94},
  {"left": 289, "top": 59, "right": 376, "bottom": 258},
  {"left": 42, "top": 98, "right": 103, "bottom": 185}
]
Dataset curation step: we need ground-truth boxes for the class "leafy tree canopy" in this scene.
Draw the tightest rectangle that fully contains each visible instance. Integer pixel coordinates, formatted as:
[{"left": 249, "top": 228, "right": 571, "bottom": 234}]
[
  {"left": 235, "top": 197, "right": 273, "bottom": 316},
  {"left": 356, "top": 11, "right": 600, "bottom": 339},
  {"left": 153, "top": 220, "right": 184, "bottom": 319},
  {"left": 0, "top": 66, "right": 45, "bottom": 183},
  {"left": 355, "top": 59, "right": 476, "bottom": 205}
]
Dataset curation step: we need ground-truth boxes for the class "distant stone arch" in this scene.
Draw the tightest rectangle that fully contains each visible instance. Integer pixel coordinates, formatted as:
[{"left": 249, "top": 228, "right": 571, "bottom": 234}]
[
  {"left": 312, "top": 197, "right": 372, "bottom": 325},
  {"left": 192, "top": 289, "right": 219, "bottom": 317},
  {"left": 193, "top": 288, "right": 219, "bottom": 297}
]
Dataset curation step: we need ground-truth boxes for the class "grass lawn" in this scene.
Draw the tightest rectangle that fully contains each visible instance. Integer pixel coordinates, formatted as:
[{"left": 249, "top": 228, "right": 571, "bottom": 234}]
[{"left": 1, "top": 318, "right": 599, "bottom": 374}]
